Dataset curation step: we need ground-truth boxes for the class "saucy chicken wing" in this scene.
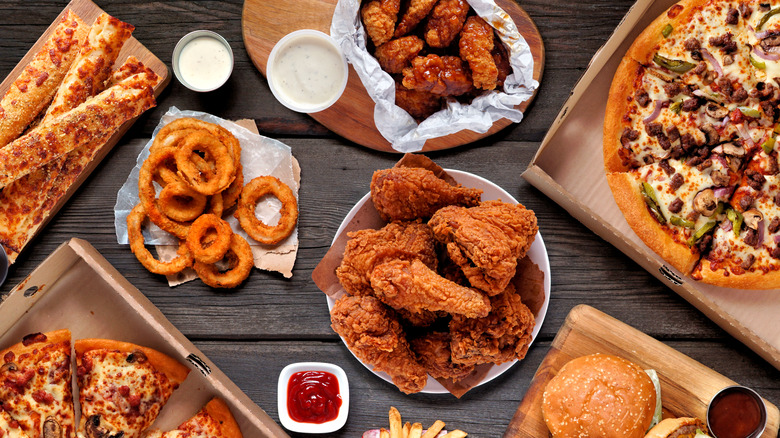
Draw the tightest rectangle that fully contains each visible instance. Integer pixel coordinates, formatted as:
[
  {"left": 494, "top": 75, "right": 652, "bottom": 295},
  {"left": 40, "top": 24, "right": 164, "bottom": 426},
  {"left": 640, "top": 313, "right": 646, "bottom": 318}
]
[
  {"left": 459, "top": 16, "right": 498, "bottom": 90},
  {"left": 394, "top": 0, "right": 439, "bottom": 37},
  {"left": 362, "top": 0, "right": 402, "bottom": 47},
  {"left": 424, "top": 0, "right": 469, "bottom": 48},
  {"left": 375, "top": 36, "right": 424, "bottom": 74},
  {"left": 402, "top": 55, "right": 474, "bottom": 96},
  {"left": 395, "top": 84, "right": 443, "bottom": 120}
]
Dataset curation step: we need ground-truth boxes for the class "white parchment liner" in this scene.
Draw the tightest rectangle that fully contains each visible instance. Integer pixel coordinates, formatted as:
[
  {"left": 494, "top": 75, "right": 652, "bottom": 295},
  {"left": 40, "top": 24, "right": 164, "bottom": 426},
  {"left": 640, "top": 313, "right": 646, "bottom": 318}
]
[
  {"left": 331, "top": 0, "right": 539, "bottom": 152},
  {"left": 114, "top": 107, "right": 299, "bottom": 280}
]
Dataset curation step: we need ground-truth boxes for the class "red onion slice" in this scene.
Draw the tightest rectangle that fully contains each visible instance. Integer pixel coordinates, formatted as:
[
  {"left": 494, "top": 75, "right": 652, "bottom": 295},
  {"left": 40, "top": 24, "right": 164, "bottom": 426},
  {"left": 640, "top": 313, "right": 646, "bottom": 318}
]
[
  {"left": 753, "top": 45, "right": 780, "bottom": 61},
  {"left": 737, "top": 123, "right": 756, "bottom": 148},
  {"left": 714, "top": 186, "right": 735, "bottom": 200},
  {"left": 756, "top": 29, "right": 772, "bottom": 40},
  {"left": 643, "top": 101, "right": 664, "bottom": 124},
  {"left": 720, "top": 115, "right": 730, "bottom": 128},
  {"left": 701, "top": 48, "right": 724, "bottom": 77},
  {"left": 774, "top": 234, "right": 780, "bottom": 244},
  {"left": 721, "top": 220, "right": 733, "bottom": 232}
]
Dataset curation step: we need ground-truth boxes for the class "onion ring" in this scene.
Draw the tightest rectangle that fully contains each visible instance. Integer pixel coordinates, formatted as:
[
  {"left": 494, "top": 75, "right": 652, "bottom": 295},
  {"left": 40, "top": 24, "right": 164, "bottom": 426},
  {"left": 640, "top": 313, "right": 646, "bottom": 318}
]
[
  {"left": 156, "top": 117, "right": 241, "bottom": 163},
  {"left": 186, "top": 214, "right": 233, "bottom": 264},
  {"left": 175, "top": 131, "right": 236, "bottom": 195},
  {"left": 205, "top": 192, "right": 224, "bottom": 218},
  {"left": 127, "top": 203, "right": 193, "bottom": 275},
  {"left": 221, "top": 162, "right": 244, "bottom": 210},
  {"left": 139, "top": 146, "right": 192, "bottom": 239},
  {"left": 193, "top": 234, "right": 254, "bottom": 288},
  {"left": 158, "top": 181, "right": 208, "bottom": 222},
  {"left": 236, "top": 176, "right": 298, "bottom": 245}
]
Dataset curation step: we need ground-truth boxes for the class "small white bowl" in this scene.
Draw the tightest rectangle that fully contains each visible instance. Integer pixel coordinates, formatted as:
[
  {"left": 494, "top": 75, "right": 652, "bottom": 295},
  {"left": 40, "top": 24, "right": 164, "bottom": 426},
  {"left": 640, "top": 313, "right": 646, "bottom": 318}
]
[
  {"left": 266, "top": 29, "right": 348, "bottom": 113},
  {"left": 278, "top": 362, "right": 349, "bottom": 433},
  {"left": 172, "top": 30, "right": 234, "bottom": 92}
]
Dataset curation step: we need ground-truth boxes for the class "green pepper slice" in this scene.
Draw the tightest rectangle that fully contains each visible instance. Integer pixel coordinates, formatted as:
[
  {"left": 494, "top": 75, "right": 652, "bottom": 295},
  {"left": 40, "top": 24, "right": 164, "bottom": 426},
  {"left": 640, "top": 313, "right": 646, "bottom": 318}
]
[
  {"left": 774, "top": 123, "right": 780, "bottom": 135},
  {"left": 662, "top": 24, "right": 673, "bottom": 38},
  {"left": 714, "top": 201, "right": 726, "bottom": 217},
  {"left": 738, "top": 106, "right": 762, "bottom": 118},
  {"left": 687, "top": 220, "right": 718, "bottom": 246},
  {"left": 653, "top": 54, "right": 697, "bottom": 73},
  {"left": 641, "top": 182, "right": 667, "bottom": 224},
  {"left": 670, "top": 101, "right": 682, "bottom": 114},
  {"left": 727, "top": 208, "right": 743, "bottom": 237},
  {"left": 757, "top": 6, "right": 780, "bottom": 30},
  {"left": 671, "top": 215, "right": 695, "bottom": 228},
  {"left": 750, "top": 53, "right": 767, "bottom": 70},
  {"left": 762, "top": 136, "right": 776, "bottom": 154}
]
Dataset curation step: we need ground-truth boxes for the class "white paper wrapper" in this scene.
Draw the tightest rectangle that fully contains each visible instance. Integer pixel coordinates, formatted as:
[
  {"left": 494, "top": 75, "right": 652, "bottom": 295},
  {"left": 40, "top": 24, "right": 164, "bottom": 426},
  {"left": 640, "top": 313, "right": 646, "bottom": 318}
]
[
  {"left": 114, "top": 107, "right": 299, "bottom": 280},
  {"left": 331, "top": 0, "right": 539, "bottom": 152}
]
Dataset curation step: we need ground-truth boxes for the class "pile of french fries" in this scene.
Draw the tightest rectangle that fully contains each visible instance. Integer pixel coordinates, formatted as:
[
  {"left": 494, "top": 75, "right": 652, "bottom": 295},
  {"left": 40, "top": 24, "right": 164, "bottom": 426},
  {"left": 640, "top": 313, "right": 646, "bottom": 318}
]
[{"left": 378, "top": 407, "right": 467, "bottom": 438}]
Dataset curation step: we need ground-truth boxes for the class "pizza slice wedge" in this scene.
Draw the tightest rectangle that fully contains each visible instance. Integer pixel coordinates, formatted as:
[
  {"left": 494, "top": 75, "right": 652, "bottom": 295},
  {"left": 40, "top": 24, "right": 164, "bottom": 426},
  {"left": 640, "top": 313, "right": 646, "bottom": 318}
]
[
  {"left": 607, "top": 155, "right": 739, "bottom": 274},
  {"left": 74, "top": 339, "right": 190, "bottom": 438},
  {"left": 0, "top": 329, "right": 75, "bottom": 438},
  {"left": 143, "top": 397, "right": 242, "bottom": 438}
]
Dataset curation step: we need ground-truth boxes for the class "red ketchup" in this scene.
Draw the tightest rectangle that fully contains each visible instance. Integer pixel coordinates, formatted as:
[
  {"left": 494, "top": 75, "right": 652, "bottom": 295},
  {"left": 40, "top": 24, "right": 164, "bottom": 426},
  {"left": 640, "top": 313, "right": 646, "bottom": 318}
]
[
  {"left": 708, "top": 388, "right": 765, "bottom": 438},
  {"left": 287, "top": 370, "right": 342, "bottom": 424}
]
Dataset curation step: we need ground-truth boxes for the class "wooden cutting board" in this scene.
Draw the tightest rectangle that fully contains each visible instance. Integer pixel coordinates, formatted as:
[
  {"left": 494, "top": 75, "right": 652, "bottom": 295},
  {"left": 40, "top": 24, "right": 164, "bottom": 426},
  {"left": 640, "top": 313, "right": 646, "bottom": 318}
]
[
  {"left": 242, "top": 0, "right": 544, "bottom": 153},
  {"left": 0, "top": 0, "right": 169, "bottom": 262},
  {"left": 503, "top": 305, "right": 780, "bottom": 438}
]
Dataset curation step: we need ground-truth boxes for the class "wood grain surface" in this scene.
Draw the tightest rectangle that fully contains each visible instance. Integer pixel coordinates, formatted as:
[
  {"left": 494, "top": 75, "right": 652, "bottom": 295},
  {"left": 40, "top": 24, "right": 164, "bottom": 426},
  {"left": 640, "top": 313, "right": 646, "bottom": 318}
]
[
  {"left": 242, "top": 0, "right": 544, "bottom": 153},
  {"left": 0, "top": 1, "right": 778, "bottom": 437},
  {"left": 504, "top": 305, "right": 780, "bottom": 438}
]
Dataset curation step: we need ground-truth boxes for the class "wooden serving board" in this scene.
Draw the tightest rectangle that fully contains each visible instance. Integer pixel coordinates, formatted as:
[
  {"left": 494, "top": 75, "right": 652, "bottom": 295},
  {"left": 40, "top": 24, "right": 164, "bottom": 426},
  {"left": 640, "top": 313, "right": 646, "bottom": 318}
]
[
  {"left": 242, "top": 0, "right": 544, "bottom": 153},
  {"left": 0, "top": 0, "right": 169, "bottom": 262},
  {"left": 503, "top": 305, "right": 780, "bottom": 438}
]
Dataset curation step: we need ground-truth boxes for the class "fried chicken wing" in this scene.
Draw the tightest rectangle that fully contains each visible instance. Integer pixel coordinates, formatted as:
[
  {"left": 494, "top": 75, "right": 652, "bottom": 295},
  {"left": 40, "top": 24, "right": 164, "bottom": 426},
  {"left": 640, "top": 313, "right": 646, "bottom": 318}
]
[
  {"left": 375, "top": 36, "right": 424, "bottom": 74},
  {"left": 336, "top": 221, "right": 438, "bottom": 297},
  {"left": 449, "top": 284, "right": 535, "bottom": 366},
  {"left": 459, "top": 16, "right": 498, "bottom": 90},
  {"left": 394, "top": 0, "right": 438, "bottom": 37},
  {"left": 370, "top": 166, "right": 482, "bottom": 221},
  {"left": 492, "top": 37, "right": 512, "bottom": 88},
  {"left": 395, "top": 84, "right": 443, "bottom": 120},
  {"left": 330, "top": 295, "right": 428, "bottom": 394},
  {"left": 424, "top": 0, "right": 469, "bottom": 48},
  {"left": 428, "top": 201, "right": 538, "bottom": 295},
  {"left": 362, "top": 0, "right": 402, "bottom": 47},
  {"left": 370, "top": 258, "right": 491, "bottom": 318},
  {"left": 410, "top": 332, "right": 474, "bottom": 382},
  {"left": 402, "top": 55, "right": 474, "bottom": 96}
]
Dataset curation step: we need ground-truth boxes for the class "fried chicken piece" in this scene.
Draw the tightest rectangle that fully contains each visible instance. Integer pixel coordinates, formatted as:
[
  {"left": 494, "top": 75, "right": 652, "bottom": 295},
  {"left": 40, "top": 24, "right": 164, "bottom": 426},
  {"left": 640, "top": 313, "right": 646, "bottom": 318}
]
[
  {"left": 376, "top": 36, "right": 424, "bottom": 73},
  {"left": 424, "top": 0, "right": 469, "bottom": 48},
  {"left": 336, "top": 221, "right": 438, "bottom": 297},
  {"left": 402, "top": 55, "right": 474, "bottom": 96},
  {"left": 394, "top": 0, "right": 438, "bottom": 37},
  {"left": 371, "top": 166, "right": 482, "bottom": 221},
  {"left": 395, "top": 84, "right": 443, "bottom": 120},
  {"left": 449, "top": 284, "right": 535, "bottom": 366},
  {"left": 330, "top": 295, "right": 428, "bottom": 394},
  {"left": 410, "top": 332, "right": 474, "bottom": 381},
  {"left": 370, "top": 258, "right": 491, "bottom": 318},
  {"left": 362, "top": 0, "right": 402, "bottom": 47},
  {"left": 459, "top": 16, "right": 498, "bottom": 90},
  {"left": 492, "top": 36, "right": 511, "bottom": 88},
  {"left": 429, "top": 201, "right": 538, "bottom": 295}
]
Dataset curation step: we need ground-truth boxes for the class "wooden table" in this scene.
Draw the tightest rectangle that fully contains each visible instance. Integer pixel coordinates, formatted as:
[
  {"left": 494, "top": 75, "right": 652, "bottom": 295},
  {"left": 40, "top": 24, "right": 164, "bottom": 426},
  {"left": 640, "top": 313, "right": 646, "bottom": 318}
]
[{"left": 1, "top": 1, "right": 778, "bottom": 437}]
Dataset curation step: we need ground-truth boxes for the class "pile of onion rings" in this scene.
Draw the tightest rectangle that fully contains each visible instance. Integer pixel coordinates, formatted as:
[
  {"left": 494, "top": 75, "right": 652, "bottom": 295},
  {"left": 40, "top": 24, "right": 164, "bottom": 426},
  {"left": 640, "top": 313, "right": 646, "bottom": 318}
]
[{"left": 127, "top": 117, "right": 299, "bottom": 288}]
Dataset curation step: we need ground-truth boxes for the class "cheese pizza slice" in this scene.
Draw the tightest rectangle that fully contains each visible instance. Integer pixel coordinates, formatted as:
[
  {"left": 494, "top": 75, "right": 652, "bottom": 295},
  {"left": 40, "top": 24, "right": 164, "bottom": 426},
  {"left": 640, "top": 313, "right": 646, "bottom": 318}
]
[
  {"left": 143, "top": 398, "right": 243, "bottom": 438},
  {"left": 0, "top": 329, "right": 75, "bottom": 438},
  {"left": 74, "top": 339, "right": 190, "bottom": 438}
]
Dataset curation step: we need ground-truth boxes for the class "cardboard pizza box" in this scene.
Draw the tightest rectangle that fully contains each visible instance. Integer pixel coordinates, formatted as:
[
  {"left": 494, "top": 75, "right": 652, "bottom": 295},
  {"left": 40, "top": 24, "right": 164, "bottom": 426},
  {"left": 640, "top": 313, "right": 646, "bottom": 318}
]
[
  {"left": 0, "top": 238, "right": 288, "bottom": 438},
  {"left": 522, "top": 0, "right": 780, "bottom": 371}
]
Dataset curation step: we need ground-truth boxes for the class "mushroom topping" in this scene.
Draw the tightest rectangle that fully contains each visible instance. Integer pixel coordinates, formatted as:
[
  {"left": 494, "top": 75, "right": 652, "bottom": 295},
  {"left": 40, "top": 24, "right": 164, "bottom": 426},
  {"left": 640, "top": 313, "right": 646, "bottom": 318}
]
[
  {"left": 83, "top": 415, "right": 123, "bottom": 438},
  {"left": 705, "top": 102, "right": 729, "bottom": 119},
  {"left": 126, "top": 349, "right": 147, "bottom": 364},
  {"left": 721, "top": 142, "right": 746, "bottom": 156},
  {"left": 711, "top": 169, "right": 730, "bottom": 186},
  {"left": 743, "top": 208, "right": 764, "bottom": 229},
  {"left": 701, "top": 124, "right": 720, "bottom": 145},
  {"left": 43, "top": 417, "right": 62, "bottom": 438},
  {"left": 693, "top": 189, "right": 718, "bottom": 216},
  {"left": 0, "top": 362, "right": 17, "bottom": 373}
]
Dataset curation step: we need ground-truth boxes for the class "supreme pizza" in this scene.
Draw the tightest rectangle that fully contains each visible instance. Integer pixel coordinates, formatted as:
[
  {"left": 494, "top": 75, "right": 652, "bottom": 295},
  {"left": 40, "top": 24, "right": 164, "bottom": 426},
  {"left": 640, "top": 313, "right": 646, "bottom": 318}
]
[
  {"left": 0, "top": 331, "right": 242, "bottom": 438},
  {"left": 604, "top": 0, "right": 780, "bottom": 288}
]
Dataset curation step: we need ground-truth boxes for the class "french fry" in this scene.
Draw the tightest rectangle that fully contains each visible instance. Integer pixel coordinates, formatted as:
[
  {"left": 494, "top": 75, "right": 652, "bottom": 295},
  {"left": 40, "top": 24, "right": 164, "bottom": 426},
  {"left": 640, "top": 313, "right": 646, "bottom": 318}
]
[
  {"left": 389, "top": 407, "right": 403, "bottom": 438},
  {"left": 409, "top": 422, "right": 423, "bottom": 438},
  {"left": 441, "top": 431, "right": 467, "bottom": 438},
  {"left": 421, "top": 420, "right": 446, "bottom": 438},
  {"left": 403, "top": 422, "right": 411, "bottom": 438},
  {"left": 380, "top": 428, "right": 390, "bottom": 438}
]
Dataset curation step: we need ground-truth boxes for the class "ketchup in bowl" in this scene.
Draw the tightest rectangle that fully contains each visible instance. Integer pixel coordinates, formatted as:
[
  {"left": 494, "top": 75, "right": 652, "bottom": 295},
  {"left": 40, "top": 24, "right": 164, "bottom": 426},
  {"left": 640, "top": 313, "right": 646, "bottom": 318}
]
[
  {"left": 287, "top": 371, "right": 342, "bottom": 424},
  {"left": 707, "top": 386, "right": 767, "bottom": 438}
]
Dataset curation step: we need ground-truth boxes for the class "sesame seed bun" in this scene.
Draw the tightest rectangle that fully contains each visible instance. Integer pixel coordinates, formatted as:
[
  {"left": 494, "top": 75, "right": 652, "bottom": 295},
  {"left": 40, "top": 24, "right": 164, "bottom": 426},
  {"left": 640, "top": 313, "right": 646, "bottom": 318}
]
[
  {"left": 644, "top": 417, "right": 709, "bottom": 438},
  {"left": 541, "top": 353, "right": 657, "bottom": 438}
]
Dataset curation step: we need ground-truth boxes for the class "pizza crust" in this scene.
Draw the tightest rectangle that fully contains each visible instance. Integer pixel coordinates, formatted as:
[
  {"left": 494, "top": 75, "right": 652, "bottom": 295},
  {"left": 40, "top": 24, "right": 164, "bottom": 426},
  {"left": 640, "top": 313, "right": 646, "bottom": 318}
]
[
  {"left": 0, "top": 328, "right": 71, "bottom": 359},
  {"left": 694, "top": 259, "right": 780, "bottom": 289},
  {"left": 606, "top": 172, "right": 700, "bottom": 274},
  {"left": 204, "top": 397, "right": 243, "bottom": 438},
  {"left": 624, "top": 0, "right": 710, "bottom": 65},
  {"left": 604, "top": 57, "right": 643, "bottom": 173},
  {"left": 74, "top": 338, "right": 190, "bottom": 385}
]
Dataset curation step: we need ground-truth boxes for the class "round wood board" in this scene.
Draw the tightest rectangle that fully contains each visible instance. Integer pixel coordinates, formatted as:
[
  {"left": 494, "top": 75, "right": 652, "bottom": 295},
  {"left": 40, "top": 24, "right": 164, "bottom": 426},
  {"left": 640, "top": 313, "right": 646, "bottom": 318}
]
[{"left": 242, "top": 0, "right": 544, "bottom": 153}]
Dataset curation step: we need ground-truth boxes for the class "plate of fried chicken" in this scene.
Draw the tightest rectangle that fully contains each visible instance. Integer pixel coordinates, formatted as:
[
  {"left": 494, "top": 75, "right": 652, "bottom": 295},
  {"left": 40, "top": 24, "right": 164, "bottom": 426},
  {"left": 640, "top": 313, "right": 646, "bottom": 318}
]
[{"left": 326, "top": 163, "right": 550, "bottom": 395}]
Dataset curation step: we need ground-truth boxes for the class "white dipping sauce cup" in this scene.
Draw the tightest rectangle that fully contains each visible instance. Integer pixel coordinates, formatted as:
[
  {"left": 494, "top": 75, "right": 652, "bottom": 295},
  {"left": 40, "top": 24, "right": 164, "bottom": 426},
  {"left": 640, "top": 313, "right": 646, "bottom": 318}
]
[{"left": 173, "top": 30, "right": 234, "bottom": 92}]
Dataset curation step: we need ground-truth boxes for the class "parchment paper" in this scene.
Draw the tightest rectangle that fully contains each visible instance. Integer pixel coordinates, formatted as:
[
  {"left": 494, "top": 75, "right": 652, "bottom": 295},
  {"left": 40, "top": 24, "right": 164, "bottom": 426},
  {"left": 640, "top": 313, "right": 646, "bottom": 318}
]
[
  {"left": 330, "top": 0, "right": 539, "bottom": 152},
  {"left": 114, "top": 107, "right": 299, "bottom": 283}
]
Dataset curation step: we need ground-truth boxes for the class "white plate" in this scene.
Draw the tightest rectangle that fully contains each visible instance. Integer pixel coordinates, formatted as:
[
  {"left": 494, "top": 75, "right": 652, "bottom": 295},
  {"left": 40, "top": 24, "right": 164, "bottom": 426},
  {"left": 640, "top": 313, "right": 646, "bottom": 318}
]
[{"left": 327, "top": 169, "right": 551, "bottom": 394}]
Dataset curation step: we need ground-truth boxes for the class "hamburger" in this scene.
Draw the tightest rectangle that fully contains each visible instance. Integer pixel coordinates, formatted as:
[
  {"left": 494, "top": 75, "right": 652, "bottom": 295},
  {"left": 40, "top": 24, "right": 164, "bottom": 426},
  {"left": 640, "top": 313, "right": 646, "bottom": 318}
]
[
  {"left": 541, "top": 353, "right": 659, "bottom": 438},
  {"left": 645, "top": 418, "right": 711, "bottom": 438}
]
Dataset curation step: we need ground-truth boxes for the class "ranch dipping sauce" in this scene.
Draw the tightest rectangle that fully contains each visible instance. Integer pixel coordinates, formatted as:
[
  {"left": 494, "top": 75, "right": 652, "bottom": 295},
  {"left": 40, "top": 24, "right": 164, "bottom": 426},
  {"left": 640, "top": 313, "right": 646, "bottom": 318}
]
[
  {"left": 173, "top": 31, "right": 233, "bottom": 92},
  {"left": 267, "top": 30, "right": 348, "bottom": 112}
]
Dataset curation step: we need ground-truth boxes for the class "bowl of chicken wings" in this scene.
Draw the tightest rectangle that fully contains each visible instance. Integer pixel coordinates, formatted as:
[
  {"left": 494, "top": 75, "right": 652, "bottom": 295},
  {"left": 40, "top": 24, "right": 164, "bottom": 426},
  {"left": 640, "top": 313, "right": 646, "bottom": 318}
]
[{"left": 322, "top": 158, "right": 550, "bottom": 395}]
